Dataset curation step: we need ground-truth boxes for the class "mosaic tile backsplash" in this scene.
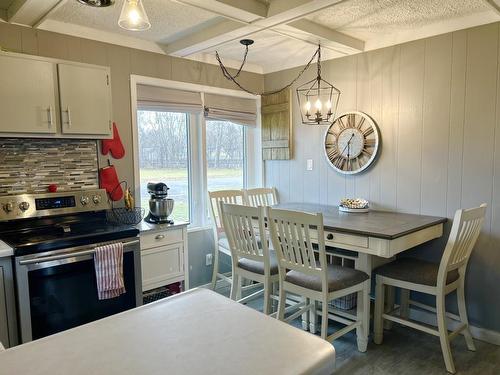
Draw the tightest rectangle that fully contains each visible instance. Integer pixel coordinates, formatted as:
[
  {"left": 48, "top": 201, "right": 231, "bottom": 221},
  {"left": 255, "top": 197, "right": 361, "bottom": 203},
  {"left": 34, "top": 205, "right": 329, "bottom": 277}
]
[{"left": 0, "top": 139, "right": 99, "bottom": 196}]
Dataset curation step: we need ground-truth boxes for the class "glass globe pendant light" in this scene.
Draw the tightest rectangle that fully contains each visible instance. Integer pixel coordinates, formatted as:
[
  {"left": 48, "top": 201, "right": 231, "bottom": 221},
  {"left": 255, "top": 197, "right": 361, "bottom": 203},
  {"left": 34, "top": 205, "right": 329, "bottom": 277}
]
[
  {"left": 118, "top": 0, "right": 151, "bottom": 31},
  {"left": 296, "top": 45, "right": 340, "bottom": 125}
]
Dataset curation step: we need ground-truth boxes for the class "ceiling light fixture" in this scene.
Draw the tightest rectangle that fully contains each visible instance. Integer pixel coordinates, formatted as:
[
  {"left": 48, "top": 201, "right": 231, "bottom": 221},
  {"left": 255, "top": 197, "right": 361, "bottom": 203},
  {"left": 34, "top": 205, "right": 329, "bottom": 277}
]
[
  {"left": 118, "top": 0, "right": 151, "bottom": 31},
  {"left": 216, "top": 40, "right": 340, "bottom": 125},
  {"left": 77, "top": 0, "right": 114, "bottom": 6}
]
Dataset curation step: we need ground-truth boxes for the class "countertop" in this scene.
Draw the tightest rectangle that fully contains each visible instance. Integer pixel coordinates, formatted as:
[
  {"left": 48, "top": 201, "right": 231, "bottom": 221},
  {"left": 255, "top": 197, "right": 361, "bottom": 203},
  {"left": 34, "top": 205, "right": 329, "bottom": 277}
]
[
  {"left": 136, "top": 219, "right": 189, "bottom": 233},
  {"left": 0, "top": 289, "right": 335, "bottom": 375},
  {"left": 274, "top": 202, "right": 447, "bottom": 239},
  {"left": 0, "top": 239, "right": 13, "bottom": 257}
]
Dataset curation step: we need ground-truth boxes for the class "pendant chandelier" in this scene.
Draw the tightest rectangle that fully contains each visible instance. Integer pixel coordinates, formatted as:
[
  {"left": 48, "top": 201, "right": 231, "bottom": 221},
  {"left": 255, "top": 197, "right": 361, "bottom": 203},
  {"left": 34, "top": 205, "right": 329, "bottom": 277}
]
[
  {"left": 296, "top": 47, "right": 340, "bottom": 125},
  {"left": 215, "top": 40, "right": 341, "bottom": 125}
]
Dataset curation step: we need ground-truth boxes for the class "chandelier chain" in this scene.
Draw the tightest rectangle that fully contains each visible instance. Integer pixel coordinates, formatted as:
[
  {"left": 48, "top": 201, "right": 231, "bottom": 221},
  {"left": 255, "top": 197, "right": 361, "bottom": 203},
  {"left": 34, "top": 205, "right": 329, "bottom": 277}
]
[{"left": 215, "top": 44, "right": 321, "bottom": 96}]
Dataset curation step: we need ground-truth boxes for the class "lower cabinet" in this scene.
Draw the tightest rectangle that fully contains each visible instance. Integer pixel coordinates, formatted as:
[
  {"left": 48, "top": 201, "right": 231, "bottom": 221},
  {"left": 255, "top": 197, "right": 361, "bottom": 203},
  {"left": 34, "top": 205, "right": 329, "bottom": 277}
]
[
  {"left": 0, "top": 258, "right": 17, "bottom": 348},
  {"left": 139, "top": 226, "right": 189, "bottom": 292}
]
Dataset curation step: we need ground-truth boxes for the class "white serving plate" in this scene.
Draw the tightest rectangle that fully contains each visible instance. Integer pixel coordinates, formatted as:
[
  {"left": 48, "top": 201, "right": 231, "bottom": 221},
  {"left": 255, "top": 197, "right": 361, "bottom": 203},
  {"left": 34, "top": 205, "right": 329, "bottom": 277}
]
[{"left": 339, "top": 206, "right": 369, "bottom": 213}]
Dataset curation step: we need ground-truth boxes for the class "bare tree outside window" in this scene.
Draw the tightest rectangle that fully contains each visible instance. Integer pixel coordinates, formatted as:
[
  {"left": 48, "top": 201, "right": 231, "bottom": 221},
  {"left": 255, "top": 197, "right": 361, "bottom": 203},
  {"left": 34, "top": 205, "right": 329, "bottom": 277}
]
[
  {"left": 206, "top": 120, "right": 245, "bottom": 191},
  {"left": 138, "top": 110, "right": 190, "bottom": 222}
]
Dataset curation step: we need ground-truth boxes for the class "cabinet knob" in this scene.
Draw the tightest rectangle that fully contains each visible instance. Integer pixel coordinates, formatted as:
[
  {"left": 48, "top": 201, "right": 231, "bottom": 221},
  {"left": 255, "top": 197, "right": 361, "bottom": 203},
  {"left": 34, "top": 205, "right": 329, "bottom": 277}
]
[
  {"left": 326, "top": 233, "right": 334, "bottom": 240},
  {"left": 155, "top": 234, "right": 165, "bottom": 240}
]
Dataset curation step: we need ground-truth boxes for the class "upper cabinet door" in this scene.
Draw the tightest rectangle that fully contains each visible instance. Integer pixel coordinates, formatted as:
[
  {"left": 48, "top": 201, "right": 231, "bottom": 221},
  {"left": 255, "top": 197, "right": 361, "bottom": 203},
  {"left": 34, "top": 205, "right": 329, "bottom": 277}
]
[
  {"left": 58, "top": 63, "right": 112, "bottom": 137},
  {"left": 0, "top": 55, "right": 58, "bottom": 134}
]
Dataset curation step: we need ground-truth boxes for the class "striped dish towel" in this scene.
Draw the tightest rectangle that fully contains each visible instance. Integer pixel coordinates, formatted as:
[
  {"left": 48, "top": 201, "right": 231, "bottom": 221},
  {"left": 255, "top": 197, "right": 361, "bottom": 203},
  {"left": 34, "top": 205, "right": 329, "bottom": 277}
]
[{"left": 94, "top": 242, "right": 126, "bottom": 300}]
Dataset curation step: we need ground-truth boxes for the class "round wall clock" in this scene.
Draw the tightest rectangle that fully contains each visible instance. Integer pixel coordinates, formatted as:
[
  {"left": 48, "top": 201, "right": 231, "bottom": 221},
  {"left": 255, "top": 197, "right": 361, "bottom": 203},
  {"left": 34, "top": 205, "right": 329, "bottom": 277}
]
[{"left": 324, "top": 111, "right": 380, "bottom": 175}]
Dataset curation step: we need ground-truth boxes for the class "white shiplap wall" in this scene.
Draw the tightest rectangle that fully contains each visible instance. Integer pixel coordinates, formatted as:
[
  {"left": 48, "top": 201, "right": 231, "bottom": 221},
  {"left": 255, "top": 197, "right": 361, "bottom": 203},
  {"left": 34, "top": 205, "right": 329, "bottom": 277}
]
[{"left": 264, "top": 22, "right": 500, "bottom": 332}]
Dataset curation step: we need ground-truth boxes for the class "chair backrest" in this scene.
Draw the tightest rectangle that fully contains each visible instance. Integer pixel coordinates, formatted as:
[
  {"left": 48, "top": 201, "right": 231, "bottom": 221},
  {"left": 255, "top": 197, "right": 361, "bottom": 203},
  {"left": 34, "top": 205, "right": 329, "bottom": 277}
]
[
  {"left": 244, "top": 187, "right": 278, "bottom": 207},
  {"left": 208, "top": 190, "right": 246, "bottom": 237},
  {"left": 438, "top": 204, "right": 487, "bottom": 284},
  {"left": 220, "top": 203, "right": 272, "bottom": 271},
  {"left": 267, "top": 207, "right": 328, "bottom": 287}
]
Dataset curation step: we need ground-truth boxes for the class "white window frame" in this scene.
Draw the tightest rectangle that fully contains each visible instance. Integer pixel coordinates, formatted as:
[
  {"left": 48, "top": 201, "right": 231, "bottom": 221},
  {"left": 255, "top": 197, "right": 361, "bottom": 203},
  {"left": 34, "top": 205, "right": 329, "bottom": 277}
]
[{"left": 130, "top": 76, "right": 262, "bottom": 231}]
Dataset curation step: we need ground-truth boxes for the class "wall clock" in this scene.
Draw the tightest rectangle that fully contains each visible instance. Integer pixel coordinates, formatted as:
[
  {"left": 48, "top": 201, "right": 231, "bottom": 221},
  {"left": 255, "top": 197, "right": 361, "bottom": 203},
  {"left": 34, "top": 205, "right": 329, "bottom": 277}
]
[{"left": 324, "top": 111, "right": 380, "bottom": 175}]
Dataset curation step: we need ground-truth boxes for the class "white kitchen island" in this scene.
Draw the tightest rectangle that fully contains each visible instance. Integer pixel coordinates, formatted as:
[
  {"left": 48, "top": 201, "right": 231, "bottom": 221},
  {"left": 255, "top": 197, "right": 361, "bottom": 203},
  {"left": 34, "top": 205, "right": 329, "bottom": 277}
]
[{"left": 0, "top": 288, "right": 335, "bottom": 375}]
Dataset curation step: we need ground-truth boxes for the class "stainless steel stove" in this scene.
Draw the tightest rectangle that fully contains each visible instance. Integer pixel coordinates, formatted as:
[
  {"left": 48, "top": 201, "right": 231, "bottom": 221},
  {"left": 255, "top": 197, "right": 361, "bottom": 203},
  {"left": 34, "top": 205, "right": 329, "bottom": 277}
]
[{"left": 0, "top": 189, "right": 142, "bottom": 343}]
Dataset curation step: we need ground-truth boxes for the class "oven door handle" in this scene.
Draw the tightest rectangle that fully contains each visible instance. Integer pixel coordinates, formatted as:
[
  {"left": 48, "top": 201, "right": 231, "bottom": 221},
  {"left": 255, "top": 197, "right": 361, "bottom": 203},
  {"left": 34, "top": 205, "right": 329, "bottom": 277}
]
[{"left": 18, "top": 239, "right": 140, "bottom": 265}]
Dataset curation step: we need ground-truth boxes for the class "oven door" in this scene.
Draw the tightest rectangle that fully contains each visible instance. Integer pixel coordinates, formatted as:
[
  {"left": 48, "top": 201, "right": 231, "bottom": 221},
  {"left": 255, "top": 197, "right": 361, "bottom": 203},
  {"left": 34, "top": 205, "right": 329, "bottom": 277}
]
[{"left": 15, "top": 238, "right": 142, "bottom": 343}]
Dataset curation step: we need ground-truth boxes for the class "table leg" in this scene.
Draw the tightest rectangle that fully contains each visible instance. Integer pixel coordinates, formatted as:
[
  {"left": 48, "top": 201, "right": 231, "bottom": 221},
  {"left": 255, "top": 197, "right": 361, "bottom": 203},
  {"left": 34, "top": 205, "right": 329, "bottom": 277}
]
[{"left": 355, "top": 253, "right": 373, "bottom": 341}]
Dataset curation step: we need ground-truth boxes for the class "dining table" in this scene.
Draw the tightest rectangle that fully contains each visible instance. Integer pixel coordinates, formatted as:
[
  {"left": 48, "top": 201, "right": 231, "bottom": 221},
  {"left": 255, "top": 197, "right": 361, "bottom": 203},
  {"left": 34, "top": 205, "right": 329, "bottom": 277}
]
[{"left": 272, "top": 202, "right": 447, "bottom": 334}]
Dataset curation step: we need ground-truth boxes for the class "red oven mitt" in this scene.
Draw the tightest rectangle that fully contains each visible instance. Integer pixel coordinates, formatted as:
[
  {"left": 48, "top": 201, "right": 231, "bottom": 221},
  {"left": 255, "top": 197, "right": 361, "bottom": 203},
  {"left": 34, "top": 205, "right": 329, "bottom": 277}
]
[
  {"left": 99, "top": 165, "right": 123, "bottom": 201},
  {"left": 101, "top": 123, "right": 125, "bottom": 159}
]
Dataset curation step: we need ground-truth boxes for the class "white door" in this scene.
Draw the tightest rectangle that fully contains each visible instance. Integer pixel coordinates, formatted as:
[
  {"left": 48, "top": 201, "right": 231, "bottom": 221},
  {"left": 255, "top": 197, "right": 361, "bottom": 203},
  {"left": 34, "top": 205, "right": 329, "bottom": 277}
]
[
  {"left": 0, "top": 55, "right": 58, "bottom": 134},
  {"left": 58, "top": 63, "right": 112, "bottom": 137}
]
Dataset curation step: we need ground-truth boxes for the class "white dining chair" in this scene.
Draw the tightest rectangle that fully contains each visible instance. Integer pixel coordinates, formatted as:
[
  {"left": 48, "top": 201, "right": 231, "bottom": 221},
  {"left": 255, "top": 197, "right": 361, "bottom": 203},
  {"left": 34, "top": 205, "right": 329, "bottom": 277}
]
[
  {"left": 208, "top": 190, "right": 247, "bottom": 290},
  {"left": 243, "top": 187, "right": 278, "bottom": 207},
  {"left": 373, "top": 204, "right": 487, "bottom": 374},
  {"left": 267, "top": 207, "right": 371, "bottom": 351},
  {"left": 220, "top": 203, "right": 279, "bottom": 314}
]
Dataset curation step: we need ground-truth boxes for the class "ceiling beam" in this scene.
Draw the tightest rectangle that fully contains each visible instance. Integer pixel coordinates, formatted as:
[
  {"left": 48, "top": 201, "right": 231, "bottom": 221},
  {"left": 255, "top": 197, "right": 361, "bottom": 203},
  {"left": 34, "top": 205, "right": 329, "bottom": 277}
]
[
  {"left": 7, "top": 0, "right": 64, "bottom": 26},
  {"left": 484, "top": 0, "right": 500, "bottom": 15},
  {"left": 173, "top": 0, "right": 267, "bottom": 22},
  {"left": 166, "top": 0, "right": 353, "bottom": 57},
  {"left": 283, "top": 19, "right": 364, "bottom": 52}
]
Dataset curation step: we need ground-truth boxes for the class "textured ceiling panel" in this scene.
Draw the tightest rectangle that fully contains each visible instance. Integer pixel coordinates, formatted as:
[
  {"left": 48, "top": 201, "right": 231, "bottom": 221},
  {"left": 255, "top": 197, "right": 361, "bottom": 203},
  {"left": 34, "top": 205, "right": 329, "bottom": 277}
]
[
  {"left": 49, "top": 0, "right": 218, "bottom": 43},
  {"left": 209, "top": 29, "right": 344, "bottom": 74},
  {"left": 308, "top": 0, "right": 489, "bottom": 33}
]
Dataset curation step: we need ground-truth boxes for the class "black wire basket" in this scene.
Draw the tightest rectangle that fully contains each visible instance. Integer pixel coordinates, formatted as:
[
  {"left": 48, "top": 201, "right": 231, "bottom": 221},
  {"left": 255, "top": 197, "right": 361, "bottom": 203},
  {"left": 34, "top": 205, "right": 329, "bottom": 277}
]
[
  {"left": 106, "top": 181, "right": 144, "bottom": 225},
  {"left": 106, "top": 207, "right": 144, "bottom": 225}
]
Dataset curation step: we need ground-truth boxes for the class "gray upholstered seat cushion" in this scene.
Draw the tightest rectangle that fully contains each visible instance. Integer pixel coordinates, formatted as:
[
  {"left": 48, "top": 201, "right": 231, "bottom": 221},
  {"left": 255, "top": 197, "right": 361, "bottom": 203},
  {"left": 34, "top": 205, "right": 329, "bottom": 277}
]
[
  {"left": 237, "top": 251, "right": 279, "bottom": 275},
  {"left": 375, "top": 258, "right": 460, "bottom": 286},
  {"left": 285, "top": 264, "right": 369, "bottom": 292}
]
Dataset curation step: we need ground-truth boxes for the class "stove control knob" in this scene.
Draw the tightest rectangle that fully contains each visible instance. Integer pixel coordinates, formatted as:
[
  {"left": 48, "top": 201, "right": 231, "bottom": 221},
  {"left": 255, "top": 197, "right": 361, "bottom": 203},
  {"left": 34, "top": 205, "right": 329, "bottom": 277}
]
[
  {"left": 80, "top": 196, "right": 90, "bottom": 206},
  {"left": 3, "top": 202, "right": 13, "bottom": 213},
  {"left": 19, "top": 202, "right": 30, "bottom": 211},
  {"left": 92, "top": 195, "right": 101, "bottom": 205}
]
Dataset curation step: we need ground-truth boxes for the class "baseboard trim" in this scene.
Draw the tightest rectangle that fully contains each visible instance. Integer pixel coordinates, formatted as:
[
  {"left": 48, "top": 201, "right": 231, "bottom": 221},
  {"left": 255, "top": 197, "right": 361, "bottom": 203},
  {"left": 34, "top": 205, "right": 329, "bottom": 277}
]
[{"left": 409, "top": 307, "right": 500, "bottom": 346}]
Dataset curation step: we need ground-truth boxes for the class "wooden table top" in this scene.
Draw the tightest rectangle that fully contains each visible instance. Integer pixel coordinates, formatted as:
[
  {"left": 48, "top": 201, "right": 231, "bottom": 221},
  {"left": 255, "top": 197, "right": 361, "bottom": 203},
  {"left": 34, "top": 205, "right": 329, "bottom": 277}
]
[{"left": 274, "top": 202, "right": 447, "bottom": 240}]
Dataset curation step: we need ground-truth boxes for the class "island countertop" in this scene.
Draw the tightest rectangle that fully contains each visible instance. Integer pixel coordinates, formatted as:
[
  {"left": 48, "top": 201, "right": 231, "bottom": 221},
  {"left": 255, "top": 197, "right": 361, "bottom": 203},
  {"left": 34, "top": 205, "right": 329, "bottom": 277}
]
[{"left": 0, "top": 288, "right": 335, "bottom": 375}]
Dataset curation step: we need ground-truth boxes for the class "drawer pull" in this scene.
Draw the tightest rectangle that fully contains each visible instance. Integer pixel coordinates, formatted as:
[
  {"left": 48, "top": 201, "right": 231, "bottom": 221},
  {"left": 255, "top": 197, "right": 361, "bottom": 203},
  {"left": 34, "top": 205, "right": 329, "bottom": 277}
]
[
  {"left": 326, "top": 233, "right": 334, "bottom": 240},
  {"left": 155, "top": 234, "right": 165, "bottom": 240}
]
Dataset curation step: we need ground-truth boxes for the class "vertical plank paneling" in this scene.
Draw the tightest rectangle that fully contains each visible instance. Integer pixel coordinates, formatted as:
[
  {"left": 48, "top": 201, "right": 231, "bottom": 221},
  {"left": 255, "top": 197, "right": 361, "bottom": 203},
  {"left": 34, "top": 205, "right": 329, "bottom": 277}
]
[
  {"left": 355, "top": 52, "right": 371, "bottom": 200},
  {"left": 367, "top": 49, "right": 384, "bottom": 208},
  {"left": 460, "top": 23, "right": 498, "bottom": 328},
  {"left": 421, "top": 34, "right": 452, "bottom": 216},
  {"left": 446, "top": 30, "right": 467, "bottom": 219},
  {"left": 462, "top": 24, "right": 498, "bottom": 229},
  {"left": 379, "top": 46, "right": 400, "bottom": 211},
  {"left": 397, "top": 40, "right": 425, "bottom": 213}
]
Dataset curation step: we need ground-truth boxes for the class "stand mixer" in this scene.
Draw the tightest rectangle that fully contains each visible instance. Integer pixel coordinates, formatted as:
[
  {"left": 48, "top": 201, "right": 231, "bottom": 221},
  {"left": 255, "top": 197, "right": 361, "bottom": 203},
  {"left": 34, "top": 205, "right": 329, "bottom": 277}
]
[{"left": 144, "top": 182, "right": 174, "bottom": 224}]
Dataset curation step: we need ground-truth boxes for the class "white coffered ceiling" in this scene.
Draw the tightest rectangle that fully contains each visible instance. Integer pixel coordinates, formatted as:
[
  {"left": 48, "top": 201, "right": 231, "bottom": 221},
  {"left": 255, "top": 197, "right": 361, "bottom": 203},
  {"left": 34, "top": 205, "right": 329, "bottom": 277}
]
[{"left": 1, "top": 0, "right": 499, "bottom": 73}]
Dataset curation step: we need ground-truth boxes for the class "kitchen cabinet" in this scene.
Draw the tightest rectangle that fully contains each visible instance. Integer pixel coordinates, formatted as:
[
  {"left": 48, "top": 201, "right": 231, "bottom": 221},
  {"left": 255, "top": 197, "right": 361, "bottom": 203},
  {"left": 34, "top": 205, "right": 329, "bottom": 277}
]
[
  {"left": 0, "top": 55, "right": 58, "bottom": 134},
  {"left": 0, "top": 258, "right": 18, "bottom": 348},
  {"left": 0, "top": 52, "right": 112, "bottom": 139},
  {"left": 58, "top": 63, "right": 112, "bottom": 137},
  {"left": 139, "top": 224, "right": 189, "bottom": 292}
]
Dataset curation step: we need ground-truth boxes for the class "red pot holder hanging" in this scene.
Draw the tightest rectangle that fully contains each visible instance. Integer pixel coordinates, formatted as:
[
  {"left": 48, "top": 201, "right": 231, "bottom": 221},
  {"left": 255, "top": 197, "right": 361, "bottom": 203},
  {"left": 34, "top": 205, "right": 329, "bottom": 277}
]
[
  {"left": 99, "top": 165, "right": 123, "bottom": 201},
  {"left": 101, "top": 122, "right": 125, "bottom": 159}
]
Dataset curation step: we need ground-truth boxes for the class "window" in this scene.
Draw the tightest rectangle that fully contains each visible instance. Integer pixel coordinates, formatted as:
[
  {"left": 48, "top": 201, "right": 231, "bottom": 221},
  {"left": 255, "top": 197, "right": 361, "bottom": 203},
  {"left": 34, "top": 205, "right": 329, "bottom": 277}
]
[
  {"left": 137, "top": 110, "right": 190, "bottom": 222},
  {"left": 206, "top": 120, "right": 246, "bottom": 191}
]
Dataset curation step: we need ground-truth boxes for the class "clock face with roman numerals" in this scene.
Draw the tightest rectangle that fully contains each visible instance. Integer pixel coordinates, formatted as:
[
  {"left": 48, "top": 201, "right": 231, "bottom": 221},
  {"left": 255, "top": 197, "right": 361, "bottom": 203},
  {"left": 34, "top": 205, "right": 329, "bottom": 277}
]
[{"left": 324, "top": 111, "right": 380, "bottom": 175}]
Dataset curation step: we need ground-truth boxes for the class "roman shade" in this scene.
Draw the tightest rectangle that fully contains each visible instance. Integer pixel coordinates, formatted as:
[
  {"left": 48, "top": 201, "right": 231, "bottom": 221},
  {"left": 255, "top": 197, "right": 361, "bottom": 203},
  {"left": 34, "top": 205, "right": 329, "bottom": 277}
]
[
  {"left": 137, "top": 84, "right": 202, "bottom": 114},
  {"left": 204, "top": 93, "right": 257, "bottom": 127}
]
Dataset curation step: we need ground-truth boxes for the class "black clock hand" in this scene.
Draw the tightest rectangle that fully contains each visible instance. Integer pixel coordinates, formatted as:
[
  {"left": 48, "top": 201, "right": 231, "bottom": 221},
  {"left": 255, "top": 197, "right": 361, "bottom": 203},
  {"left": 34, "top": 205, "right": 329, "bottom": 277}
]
[{"left": 340, "top": 133, "right": 355, "bottom": 157}]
